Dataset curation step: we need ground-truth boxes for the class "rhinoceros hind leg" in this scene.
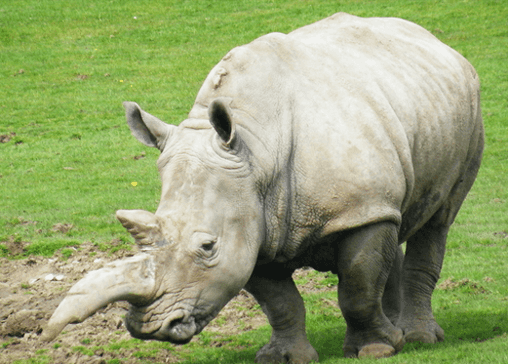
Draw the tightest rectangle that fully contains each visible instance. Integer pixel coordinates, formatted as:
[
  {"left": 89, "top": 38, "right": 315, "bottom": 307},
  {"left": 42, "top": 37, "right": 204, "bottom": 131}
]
[
  {"left": 245, "top": 271, "right": 319, "bottom": 364},
  {"left": 398, "top": 121, "right": 483, "bottom": 344},
  {"left": 398, "top": 219, "right": 448, "bottom": 344},
  {"left": 382, "top": 246, "right": 403, "bottom": 325},
  {"left": 398, "top": 208, "right": 451, "bottom": 344}
]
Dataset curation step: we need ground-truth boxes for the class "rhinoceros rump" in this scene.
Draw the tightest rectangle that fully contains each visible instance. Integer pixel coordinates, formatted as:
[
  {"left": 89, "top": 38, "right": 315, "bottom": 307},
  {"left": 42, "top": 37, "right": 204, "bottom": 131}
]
[{"left": 43, "top": 13, "right": 483, "bottom": 362}]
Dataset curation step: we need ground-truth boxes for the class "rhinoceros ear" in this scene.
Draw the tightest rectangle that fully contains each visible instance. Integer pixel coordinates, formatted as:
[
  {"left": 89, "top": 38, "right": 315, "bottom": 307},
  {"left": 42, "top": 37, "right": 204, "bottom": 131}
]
[
  {"left": 123, "top": 101, "right": 175, "bottom": 151},
  {"left": 208, "top": 98, "right": 236, "bottom": 147}
]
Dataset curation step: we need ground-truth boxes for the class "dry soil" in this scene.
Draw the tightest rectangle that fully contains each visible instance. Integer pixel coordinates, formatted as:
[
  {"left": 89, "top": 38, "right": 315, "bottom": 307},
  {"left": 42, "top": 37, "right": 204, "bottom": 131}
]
[{"left": 0, "top": 241, "right": 334, "bottom": 363}]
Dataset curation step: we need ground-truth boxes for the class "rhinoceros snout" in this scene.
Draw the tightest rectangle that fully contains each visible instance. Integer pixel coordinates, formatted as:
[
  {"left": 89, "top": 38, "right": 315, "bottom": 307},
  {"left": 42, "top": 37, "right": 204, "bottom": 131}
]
[{"left": 125, "top": 309, "right": 197, "bottom": 344}]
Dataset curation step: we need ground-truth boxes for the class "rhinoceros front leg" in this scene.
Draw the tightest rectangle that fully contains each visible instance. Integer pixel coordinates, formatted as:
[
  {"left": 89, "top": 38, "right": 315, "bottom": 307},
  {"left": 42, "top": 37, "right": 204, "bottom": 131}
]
[
  {"left": 245, "top": 270, "right": 319, "bottom": 364},
  {"left": 336, "top": 222, "right": 405, "bottom": 358}
]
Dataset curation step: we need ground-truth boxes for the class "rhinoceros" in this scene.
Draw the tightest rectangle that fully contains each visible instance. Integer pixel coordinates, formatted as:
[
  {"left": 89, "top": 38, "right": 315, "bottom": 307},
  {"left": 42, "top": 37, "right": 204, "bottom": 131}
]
[{"left": 42, "top": 12, "right": 483, "bottom": 362}]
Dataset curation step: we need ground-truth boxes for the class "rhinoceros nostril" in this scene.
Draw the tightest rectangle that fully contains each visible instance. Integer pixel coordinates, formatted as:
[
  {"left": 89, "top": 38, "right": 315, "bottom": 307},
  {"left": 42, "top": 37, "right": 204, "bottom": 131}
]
[
  {"left": 157, "top": 311, "right": 196, "bottom": 343},
  {"left": 161, "top": 310, "right": 185, "bottom": 328},
  {"left": 167, "top": 316, "right": 184, "bottom": 330}
]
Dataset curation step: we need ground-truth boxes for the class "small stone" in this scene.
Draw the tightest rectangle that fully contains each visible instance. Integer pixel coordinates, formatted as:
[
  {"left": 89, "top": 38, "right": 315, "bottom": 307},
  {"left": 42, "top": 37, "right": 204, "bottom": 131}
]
[
  {"left": 44, "top": 274, "right": 55, "bottom": 281},
  {"left": 55, "top": 274, "right": 65, "bottom": 281}
]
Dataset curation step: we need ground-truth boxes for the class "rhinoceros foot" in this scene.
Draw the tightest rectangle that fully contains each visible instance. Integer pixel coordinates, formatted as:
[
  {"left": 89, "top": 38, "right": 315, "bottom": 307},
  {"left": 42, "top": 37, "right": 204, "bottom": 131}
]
[
  {"left": 254, "top": 336, "right": 319, "bottom": 364},
  {"left": 357, "top": 343, "right": 396, "bottom": 359},
  {"left": 399, "top": 319, "right": 445, "bottom": 344},
  {"left": 343, "top": 325, "right": 404, "bottom": 359}
]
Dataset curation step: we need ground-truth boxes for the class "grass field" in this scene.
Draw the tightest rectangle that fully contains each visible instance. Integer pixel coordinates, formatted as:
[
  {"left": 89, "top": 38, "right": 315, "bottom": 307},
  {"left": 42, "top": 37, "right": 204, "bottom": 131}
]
[{"left": 1, "top": 0, "right": 507, "bottom": 363}]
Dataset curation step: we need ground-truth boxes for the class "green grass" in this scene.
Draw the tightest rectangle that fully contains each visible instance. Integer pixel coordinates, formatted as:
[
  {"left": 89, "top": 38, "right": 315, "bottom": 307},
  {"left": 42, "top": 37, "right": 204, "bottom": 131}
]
[{"left": 1, "top": 0, "right": 507, "bottom": 363}]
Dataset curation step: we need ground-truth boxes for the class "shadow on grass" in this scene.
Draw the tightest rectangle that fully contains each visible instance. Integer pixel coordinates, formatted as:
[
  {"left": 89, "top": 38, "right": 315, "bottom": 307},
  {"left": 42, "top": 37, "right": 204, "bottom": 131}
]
[
  {"left": 438, "top": 308, "right": 508, "bottom": 343},
  {"left": 177, "top": 348, "right": 259, "bottom": 364},
  {"left": 176, "top": 327, "right": 267, "bottom": 364},
  {"left": 174, "top": 305, "right": 507, "bottom": 363},
  {"left": 175, "top": 318, "right": 346, "bottom": 363},
  {"left": 392, "top": 308, "right": 508, "bottom": 362}
]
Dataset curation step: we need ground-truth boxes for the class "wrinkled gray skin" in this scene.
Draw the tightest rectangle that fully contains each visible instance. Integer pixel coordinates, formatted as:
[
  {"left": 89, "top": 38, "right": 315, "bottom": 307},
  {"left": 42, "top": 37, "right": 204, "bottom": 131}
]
[{"left": 43, "top": 13, "right": 484, "bottom": 362}]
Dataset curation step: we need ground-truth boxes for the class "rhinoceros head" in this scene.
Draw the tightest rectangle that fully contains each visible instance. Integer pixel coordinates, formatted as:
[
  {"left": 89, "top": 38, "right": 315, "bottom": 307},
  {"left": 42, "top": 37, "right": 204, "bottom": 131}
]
[{"left": 42, "top": 99, "right": 264, "bottom": 343}]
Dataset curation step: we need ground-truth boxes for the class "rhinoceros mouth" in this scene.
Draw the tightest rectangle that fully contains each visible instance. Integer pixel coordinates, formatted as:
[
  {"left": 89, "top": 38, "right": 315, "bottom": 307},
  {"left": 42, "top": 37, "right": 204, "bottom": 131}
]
[{"left": 125, "top": 303, "right": 213, "bottom": 344}]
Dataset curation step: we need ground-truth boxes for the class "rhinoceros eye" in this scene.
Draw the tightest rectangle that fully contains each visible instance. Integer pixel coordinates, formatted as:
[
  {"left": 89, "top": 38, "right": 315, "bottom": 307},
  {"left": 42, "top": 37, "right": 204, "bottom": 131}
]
[
  {"left": 201, "top": 239, "right": 216, "bottom": 252},
  {"left": 191, "top": 232, "right": 219, "bottom": 263},
  {"left": 197, "top": 239, "right": 219, "bottom": 267}
]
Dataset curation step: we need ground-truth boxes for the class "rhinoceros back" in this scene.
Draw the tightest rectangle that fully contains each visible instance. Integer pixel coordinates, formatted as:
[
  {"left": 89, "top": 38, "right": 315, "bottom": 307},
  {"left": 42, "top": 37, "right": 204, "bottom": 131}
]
[{"left": 189, "top": 13, "right": 482, "bottom": 260}]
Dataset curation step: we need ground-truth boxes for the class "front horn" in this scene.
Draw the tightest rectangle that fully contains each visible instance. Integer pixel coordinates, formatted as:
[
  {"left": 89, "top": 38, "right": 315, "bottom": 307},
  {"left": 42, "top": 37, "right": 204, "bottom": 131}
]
[{"left": 41, "top": 253, "right": 157, "bottom": 342}]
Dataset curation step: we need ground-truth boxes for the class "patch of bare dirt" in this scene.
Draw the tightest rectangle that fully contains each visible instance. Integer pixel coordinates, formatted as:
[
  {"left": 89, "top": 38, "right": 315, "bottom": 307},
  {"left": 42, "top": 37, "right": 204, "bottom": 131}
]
[
  {"left": 51, "top": 223, "right": 74, "bottom": 234},
  {"left": 437, "top": 277, "right": 490, "bottom": 294},
  {"left": 1, "top": 237, "right": 30, "bottom": 257},
  {"left": 0, "top": 242, "right": 337, "bottom": 363},
  {"left": 494, "top": 231, "right": 508, "bottom": 239},
  {"left": 0, "top": 243, "right": 139, "bottom": 363},
  {"left": 0, "top": 132, "right": 16, "bottom": 143}
]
